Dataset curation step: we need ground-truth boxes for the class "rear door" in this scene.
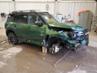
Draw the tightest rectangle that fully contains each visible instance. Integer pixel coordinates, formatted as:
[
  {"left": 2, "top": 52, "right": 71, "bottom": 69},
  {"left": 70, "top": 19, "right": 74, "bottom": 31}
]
[{"left": 13, "top": 14, "right": 31, "bottom": 41}]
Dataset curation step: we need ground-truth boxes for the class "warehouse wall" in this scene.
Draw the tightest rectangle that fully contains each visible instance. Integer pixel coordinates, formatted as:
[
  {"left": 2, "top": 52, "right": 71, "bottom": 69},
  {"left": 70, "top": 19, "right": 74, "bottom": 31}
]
[
  {"left": 15, "top": 2, "right": 54, "bottom": 14},
  {"left": 0, "top": 0, "right": 55, "bottom": 14},
  {"left": 0, "top": 1, "right": 14, "bottom": 28},
  {"left": 0, "top": 0, "right": 96, "bottom": 27},
  {"left": 58, "top": 1, "right": 96, "bottom": 23},
  {"left": 0, "top": 2, "right": 14, "bottom": 13},
  {"left": 0, "top": 0, "right": 96, "bottom": 14}
]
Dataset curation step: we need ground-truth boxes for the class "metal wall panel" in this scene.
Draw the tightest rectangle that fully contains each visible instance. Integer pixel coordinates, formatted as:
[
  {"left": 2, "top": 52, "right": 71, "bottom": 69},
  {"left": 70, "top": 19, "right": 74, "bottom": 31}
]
[
  {"left": 0, "top": 2, "right": 14, "bottom": 14},
  {"left": 0, "top": 0, "right": 12, "bottom": 2},
  {"left": 57, "top": 2, "right": 96, "bottom": 23},
  {"left": 0, "top": 0, "right": 96, "bottom": 28},
  {"left": 15, "top": 2, "right": 54, "bottom": 14},
  {"left": 74, "top": 2, "right": 96, "bottom": 23},
  {"left": 15, "top": 0, "right": 54, "bottom": 2}
]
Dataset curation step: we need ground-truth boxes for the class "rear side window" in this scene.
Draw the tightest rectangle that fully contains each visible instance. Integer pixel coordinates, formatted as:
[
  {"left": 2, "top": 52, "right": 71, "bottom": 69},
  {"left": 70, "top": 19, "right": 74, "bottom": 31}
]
[{"left": 14, "top": 14, "right": 28, "bottom": 24}]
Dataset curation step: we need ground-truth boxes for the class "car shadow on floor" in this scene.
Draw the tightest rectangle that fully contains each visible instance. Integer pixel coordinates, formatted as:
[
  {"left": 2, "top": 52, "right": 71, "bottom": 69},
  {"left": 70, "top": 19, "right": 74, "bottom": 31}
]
[{"left": 15, "top": 42, "right": 88, "bottom": 65}]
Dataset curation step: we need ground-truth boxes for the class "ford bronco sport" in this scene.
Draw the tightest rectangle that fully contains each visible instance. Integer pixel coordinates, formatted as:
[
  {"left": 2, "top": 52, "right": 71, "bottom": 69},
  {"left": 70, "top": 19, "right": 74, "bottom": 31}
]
[{"left": 5, "top": 10, "right": 89, "bottom": 54}]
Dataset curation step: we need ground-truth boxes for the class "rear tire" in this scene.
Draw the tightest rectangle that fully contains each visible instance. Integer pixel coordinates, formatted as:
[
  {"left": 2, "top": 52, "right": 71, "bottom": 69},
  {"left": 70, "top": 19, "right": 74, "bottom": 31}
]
[{"left": 7, "top": 32, "right": 18, "bottom": 45}]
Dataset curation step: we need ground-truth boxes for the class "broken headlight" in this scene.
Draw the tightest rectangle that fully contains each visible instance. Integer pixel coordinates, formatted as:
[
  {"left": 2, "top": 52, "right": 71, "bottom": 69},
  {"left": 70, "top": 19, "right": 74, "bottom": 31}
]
[{"left": 68, "top": 31, "right": 76, "bottom": 38}]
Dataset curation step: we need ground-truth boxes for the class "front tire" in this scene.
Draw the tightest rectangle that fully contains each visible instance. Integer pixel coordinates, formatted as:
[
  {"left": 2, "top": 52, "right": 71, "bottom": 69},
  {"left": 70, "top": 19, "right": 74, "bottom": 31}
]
[
  {"left": 7, "top": 32, "right": 18, "bottom": 45},
  {"left": 48, "top": 43, "right": 61, "bottom": 54},
  {"left": 47, "top": 38, "right": 63, "bottom": 54}
]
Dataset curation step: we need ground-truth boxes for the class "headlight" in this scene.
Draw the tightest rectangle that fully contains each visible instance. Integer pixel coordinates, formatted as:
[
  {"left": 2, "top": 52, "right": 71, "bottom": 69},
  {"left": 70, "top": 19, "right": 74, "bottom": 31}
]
[
  {"left": 68, "top": 31, "right": 76, "bottom": 38},
  {"left": 77, "top": 32, "right": 83, "bottom": 36}
]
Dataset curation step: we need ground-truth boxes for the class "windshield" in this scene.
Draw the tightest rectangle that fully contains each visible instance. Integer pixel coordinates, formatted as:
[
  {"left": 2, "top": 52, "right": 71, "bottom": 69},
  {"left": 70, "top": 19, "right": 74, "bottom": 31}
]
[{"left": 41, "top": 14, "right": 59, "bottom": 24}]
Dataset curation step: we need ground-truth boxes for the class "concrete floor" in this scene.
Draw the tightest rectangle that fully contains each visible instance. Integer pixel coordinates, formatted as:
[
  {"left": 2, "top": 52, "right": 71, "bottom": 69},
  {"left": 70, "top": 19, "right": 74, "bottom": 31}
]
[{"left": 0, "top": 28, "right": 97, "bottom": 73}]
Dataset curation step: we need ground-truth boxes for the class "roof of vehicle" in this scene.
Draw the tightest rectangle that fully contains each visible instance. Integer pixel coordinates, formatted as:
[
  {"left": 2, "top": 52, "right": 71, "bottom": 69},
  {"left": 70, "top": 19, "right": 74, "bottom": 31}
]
[{"left": 9, "top": 10, "right": 49, "bottom": 16}]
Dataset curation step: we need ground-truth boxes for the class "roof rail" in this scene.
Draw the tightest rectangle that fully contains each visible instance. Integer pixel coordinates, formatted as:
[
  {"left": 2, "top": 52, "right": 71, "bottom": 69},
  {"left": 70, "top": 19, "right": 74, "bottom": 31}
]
[{"left": 12, "top": 10, "right": 36, "bottom": 13}]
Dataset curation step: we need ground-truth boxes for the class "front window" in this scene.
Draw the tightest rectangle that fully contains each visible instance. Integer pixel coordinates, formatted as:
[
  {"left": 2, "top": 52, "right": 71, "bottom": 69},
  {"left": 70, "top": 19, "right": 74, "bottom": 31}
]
[
  {"left": 28, "top": 15, "right": 43, "bottom": 25},
  {"left": 41, "top": 13, "right": 59, "bottom": 24}
]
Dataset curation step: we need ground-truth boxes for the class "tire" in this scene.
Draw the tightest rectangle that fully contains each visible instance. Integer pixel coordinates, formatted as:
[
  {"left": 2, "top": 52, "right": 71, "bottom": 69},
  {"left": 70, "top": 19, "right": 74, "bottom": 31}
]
[
  {"left": 49, "top": 43, "right": 61, "bottom": 54},
  {"left": 47, "top": 38, "right": 63, "bottom": 55},
  {"left": 7, "top": 32, "right": 18, "bottom": 45}
]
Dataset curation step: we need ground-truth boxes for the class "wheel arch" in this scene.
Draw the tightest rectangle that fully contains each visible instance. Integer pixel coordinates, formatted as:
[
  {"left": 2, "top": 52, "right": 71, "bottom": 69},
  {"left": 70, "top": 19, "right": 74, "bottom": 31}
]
[
  {"left": 6, "top": 29, "right": 16, "bottom": 36},
  {"left": 46, "top": 36, "right": 64, "bottom": 47}
]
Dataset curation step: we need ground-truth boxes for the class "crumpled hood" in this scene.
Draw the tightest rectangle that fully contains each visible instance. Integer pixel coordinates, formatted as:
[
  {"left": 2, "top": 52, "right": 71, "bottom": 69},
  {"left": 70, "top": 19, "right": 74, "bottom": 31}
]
[{"left": 48, "top": 23, "right": 85, "bottom": 31}]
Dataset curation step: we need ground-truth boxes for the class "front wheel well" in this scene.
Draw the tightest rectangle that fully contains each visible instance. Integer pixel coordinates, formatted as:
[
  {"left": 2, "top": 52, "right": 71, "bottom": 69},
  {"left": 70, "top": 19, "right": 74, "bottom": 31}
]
[
  {"left": 46, "top": 37, "right": 64, "bottom": 48},
  {"left": 44, "top": 36, "right": 62, "bottom": 44}
]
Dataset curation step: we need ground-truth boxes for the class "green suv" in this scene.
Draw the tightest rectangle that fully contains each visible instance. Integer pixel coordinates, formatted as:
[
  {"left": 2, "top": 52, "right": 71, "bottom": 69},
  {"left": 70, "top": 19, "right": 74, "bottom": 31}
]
[{"left": 5, "top": 10, "right": 89, "bottom": 54}]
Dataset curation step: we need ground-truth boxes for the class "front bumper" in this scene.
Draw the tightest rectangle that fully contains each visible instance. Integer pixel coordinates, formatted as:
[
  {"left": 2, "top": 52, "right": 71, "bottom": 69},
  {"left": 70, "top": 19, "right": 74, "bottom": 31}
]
[
  {"left": 68, "top": 30, "right": 89, "bottom": 48},
  {"left": 66, "top": 40, "right": 80, "bottom": 49},
  {"left": 57, "top": 29, "right": 89, "bottom": 49},
  {"left": 66, "top": 36, "right": 89, "bottom": 49}
]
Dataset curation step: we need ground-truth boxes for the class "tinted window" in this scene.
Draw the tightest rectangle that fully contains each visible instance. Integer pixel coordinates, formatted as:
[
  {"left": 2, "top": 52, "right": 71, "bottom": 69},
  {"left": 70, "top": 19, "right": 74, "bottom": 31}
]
[
  {"left": 28, "top": 15, "right": 43, "bottom": 24},
  {"left": 14, "top": 14, "right": 28, "bottom": 24},
  {"left": 28, "top": 15, "right": 36, "bottom": 24}
]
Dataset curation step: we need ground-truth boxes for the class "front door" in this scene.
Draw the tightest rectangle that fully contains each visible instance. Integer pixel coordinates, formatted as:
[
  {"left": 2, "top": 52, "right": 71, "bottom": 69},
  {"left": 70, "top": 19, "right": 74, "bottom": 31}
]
[{"left": 28, "top": 14, "right": 45, "bottom": 45}]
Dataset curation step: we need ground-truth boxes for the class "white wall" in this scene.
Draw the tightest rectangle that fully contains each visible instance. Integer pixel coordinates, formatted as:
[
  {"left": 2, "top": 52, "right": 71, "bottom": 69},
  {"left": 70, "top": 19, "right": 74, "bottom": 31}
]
[
  {"left": 0, "top": 0, "right": 96, "bottom": 15},
  {"left": 58, "top": 1, "right": 96, "bottom": 23},
  {"left": 0, "top": 0, "right": 96, "bottom": 27},
  {"left": 0, "top": 2, "right": 14, "bottom": 14},
  {"left": 0, "top": 1, "right": 14, "bottom": 28},
  {"left": 16, "top": 0, "right": 54, "bottom": 1},
  {"left": 15, "top": 2, "right": 55, "bottom": 14},
  {"left": 59, "top": 0, "right": 95, "bottom": 1}
]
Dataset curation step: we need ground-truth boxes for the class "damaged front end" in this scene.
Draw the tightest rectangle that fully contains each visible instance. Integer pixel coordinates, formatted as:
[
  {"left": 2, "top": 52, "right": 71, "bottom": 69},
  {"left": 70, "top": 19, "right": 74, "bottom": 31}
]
[{"left": 47, "top": 25, "right": 89, "bottom": 52}]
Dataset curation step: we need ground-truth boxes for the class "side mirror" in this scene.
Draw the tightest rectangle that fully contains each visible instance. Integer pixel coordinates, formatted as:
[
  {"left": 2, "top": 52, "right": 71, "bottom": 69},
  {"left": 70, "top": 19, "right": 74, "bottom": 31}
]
[{"left": 35, "top": 20, "right": 43, "bottom": 26}]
